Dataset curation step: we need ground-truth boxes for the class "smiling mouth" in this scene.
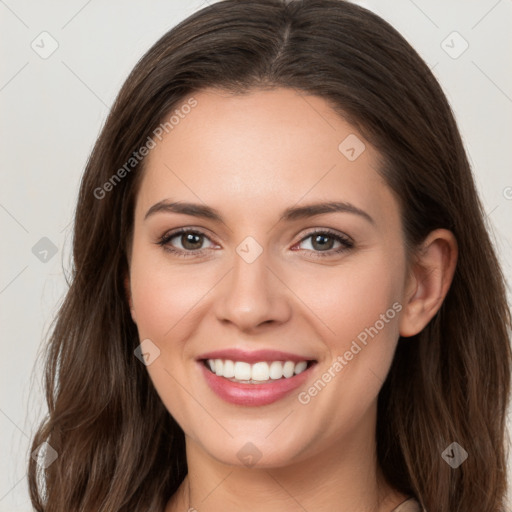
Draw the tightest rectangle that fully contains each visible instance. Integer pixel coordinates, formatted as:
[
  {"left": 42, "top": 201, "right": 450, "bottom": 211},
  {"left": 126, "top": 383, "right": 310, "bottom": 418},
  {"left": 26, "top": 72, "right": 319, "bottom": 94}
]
[{"left": 202, "top": 358, "right": 317, "bottom": 384}]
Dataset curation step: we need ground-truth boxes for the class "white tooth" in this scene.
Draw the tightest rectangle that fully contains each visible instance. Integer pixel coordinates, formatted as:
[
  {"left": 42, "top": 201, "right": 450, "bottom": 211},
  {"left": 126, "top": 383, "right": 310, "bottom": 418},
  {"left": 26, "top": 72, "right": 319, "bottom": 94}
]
[
  {"left": 283, "top": 361, "right": 295, "bottom": 378},
  {"left": 251, "top": 362, "right": 270, "bottom": 381},
  {"left": 234, "top": 361, "right": 251, "bottom": 380},
  {"left": 209, "top": 359, "right": 308, "bottom": 382},
  {"left": 269, "top": 361, "right": 284, "bottom": 380},
  {"left": 223, "top": 359, "right": 235, "bottom": 378},
  {"left": 294, "top": 361, "right": 307, "bottom": 375}
]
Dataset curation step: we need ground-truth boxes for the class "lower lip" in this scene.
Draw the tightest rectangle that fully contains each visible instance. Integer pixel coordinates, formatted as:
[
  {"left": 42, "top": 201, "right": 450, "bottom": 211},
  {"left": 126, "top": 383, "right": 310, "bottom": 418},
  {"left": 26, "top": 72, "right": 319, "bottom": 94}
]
[{"left": 199, "top": 361, "right": 315, "bottom": 406}]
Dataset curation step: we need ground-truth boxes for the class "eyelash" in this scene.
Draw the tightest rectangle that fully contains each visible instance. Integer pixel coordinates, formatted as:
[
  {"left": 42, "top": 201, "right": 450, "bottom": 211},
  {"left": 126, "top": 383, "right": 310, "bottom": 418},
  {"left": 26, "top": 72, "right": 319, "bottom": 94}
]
[{"left": 155, "top": 227, "right": 354, "bottom": 259}]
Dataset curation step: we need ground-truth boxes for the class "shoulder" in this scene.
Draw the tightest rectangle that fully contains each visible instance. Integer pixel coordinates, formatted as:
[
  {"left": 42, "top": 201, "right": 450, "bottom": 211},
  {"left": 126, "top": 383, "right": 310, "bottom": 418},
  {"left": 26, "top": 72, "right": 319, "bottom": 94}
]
[{"left": 390, "top": 497, "right": 424, "bottom": 512}]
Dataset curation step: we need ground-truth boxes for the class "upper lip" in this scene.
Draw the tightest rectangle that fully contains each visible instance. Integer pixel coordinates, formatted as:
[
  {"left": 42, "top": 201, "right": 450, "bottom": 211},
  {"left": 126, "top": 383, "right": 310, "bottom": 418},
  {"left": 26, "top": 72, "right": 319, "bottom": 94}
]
[{"left": 197, "top": 348, "right": 316, "bottom": 364}]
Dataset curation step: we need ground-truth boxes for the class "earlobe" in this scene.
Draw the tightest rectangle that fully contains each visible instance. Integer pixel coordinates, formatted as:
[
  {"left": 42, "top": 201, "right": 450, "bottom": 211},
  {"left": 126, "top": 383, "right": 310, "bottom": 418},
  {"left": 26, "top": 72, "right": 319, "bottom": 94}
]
[
  {"left": 399, "top": 229, "right": 458, "bottom": 337},
  {"left": 124, "top": 274, "right": 137, "bottom": 324}
]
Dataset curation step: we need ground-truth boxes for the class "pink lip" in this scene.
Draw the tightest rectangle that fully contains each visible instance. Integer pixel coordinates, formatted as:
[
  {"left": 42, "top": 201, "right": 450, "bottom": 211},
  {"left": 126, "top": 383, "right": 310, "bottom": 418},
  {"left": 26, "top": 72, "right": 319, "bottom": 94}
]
[
  {"left": 197, "top": 348, "right": 315, "bottom": 364},
  {"left": 198, "top": 360, "right": 317, "bottom": 406}
]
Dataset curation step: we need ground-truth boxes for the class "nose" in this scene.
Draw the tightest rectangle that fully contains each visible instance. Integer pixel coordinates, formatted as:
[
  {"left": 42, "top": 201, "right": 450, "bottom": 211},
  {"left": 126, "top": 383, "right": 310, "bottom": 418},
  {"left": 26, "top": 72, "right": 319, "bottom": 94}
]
[{"left": 213, "top": 246, "right": 292, "bottom": 333}]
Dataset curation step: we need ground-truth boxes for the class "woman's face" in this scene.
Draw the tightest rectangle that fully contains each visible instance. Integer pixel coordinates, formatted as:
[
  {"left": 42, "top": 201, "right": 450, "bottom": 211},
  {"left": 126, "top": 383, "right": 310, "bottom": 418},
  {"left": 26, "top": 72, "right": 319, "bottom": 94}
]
[{"left": 126, "top": 87, "right": 412, "bottom": 468}]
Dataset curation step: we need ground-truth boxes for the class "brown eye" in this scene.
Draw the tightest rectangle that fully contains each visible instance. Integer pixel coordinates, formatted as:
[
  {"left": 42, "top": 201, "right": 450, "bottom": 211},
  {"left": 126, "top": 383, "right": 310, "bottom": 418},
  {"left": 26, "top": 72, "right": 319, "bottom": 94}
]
[
  {"left": 157, "top": 228, "right": 216, "bottom": 257},
  {"left": 296, "top": 230, "right": 354, "bottom": 258},
  {"left": 310, "top": 233, "right": 336, "bottom": 251},
  {"left": 179, "top": 232, "right": 204, "bottom": 250}
]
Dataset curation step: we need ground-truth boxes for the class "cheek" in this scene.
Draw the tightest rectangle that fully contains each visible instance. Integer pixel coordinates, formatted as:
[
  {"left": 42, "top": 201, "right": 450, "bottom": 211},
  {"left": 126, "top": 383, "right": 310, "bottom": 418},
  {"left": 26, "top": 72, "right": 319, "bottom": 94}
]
[
  {"left": 287, "top": 258, "right": 404, "bottom": 435},
  {"left": 289, "top": 251, "right": 403, "bottom": 344},
  {"left": 287, "top": 250, "right": 404, "bottom": 416},
  {"left": 131, "top": 241, "right": 405, "bottom": 347},
  {"left": 129, "top": 237, "right": 218, "bottom": 339},
  {"left": 131, "top": 269, "right": 200, "bottom": 338}
]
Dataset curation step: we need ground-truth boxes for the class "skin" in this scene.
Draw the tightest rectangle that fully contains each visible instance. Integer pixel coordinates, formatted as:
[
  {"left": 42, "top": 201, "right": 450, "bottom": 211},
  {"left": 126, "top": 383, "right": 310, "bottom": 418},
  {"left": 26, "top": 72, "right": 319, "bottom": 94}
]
[{"left": 124, "top": 87, "right": 458, "bottom": 512}]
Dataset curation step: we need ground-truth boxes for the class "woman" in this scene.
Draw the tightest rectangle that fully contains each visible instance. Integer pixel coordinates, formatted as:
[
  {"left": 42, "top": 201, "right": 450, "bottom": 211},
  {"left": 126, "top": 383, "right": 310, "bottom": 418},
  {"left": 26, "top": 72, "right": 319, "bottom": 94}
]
[{"left": 28, "top": 1, "right": 511, "bottom": 511}]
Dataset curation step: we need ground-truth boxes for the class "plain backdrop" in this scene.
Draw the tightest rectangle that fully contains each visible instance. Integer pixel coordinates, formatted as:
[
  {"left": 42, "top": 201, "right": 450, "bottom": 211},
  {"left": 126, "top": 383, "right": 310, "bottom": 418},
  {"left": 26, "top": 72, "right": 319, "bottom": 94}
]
[{"left": 1, "top": 1, "right": 511, "bottom": 510}]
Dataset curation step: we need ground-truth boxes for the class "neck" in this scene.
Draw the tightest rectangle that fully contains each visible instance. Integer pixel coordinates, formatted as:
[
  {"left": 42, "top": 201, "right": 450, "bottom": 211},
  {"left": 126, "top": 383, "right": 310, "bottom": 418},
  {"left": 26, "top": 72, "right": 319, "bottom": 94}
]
[{"left": 165, "top": 408, "right": 407, "bottom": 512}]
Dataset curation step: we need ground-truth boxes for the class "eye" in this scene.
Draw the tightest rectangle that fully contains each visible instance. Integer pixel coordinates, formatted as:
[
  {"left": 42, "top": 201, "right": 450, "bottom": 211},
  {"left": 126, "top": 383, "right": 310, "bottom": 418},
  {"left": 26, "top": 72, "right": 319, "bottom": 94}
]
[
  {"left": 294, "top": 229, "right": 354, "bottom": 258},
  {"left": 156, "top": 228, "right": 216, "bottom": 257},
  {"left": 155, "top": 227, "right": 354, "bottom": 259}
]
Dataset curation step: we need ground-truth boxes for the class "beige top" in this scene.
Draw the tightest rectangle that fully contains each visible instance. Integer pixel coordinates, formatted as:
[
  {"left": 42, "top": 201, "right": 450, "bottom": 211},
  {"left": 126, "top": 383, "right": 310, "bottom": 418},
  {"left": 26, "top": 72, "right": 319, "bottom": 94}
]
[{"left": 390, "top": 497, "right": 422, "bottom": 512}]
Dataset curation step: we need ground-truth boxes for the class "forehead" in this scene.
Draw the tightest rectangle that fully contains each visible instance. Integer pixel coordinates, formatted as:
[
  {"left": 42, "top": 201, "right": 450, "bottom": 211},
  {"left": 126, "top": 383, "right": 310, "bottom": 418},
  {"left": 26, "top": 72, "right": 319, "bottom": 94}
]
[{"left": 136, "top": 87, "right": 397, "bottom": 227}]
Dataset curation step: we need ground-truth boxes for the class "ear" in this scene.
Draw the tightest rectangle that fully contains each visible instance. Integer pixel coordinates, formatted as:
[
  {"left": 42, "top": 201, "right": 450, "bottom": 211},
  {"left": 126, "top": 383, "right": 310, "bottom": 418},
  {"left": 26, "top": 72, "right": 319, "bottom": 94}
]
[
  {"left": 124, "top": 273, "right": 137, "bottom": 324},
  {"left": 399, "top": 229, "right": 458, "bottom": 337}
]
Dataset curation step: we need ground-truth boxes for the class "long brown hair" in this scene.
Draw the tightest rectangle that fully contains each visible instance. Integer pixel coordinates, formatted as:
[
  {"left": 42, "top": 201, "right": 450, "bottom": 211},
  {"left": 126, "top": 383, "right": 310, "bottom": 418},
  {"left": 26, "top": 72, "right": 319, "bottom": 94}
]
[{"left": 28, "top": 1, "right": 511, "bottom": 510}]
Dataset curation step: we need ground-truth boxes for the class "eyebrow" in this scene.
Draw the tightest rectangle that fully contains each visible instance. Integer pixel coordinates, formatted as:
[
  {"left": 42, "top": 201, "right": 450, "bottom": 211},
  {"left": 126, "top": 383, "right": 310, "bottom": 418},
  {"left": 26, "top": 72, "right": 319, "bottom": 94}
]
[{"left": 144, "top": 200, "right": 374, "bottom": 225}]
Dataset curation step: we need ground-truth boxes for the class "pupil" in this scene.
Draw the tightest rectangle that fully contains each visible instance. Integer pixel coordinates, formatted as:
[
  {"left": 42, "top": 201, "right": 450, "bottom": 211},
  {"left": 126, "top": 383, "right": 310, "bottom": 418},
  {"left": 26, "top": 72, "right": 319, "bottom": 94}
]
[
  {"left": 183, "top": 233, "right": 202, "bottom": 250},
  {"left": 313, "top": 234, "right": 333, "bottom": 251}
]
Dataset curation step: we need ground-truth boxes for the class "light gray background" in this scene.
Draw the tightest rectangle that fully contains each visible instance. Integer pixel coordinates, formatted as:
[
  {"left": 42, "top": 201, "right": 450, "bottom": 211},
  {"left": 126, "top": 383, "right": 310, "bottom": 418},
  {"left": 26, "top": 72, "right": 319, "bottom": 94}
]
[{"left": 1, "top": 1, "right": 511, "bottom": 510}]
